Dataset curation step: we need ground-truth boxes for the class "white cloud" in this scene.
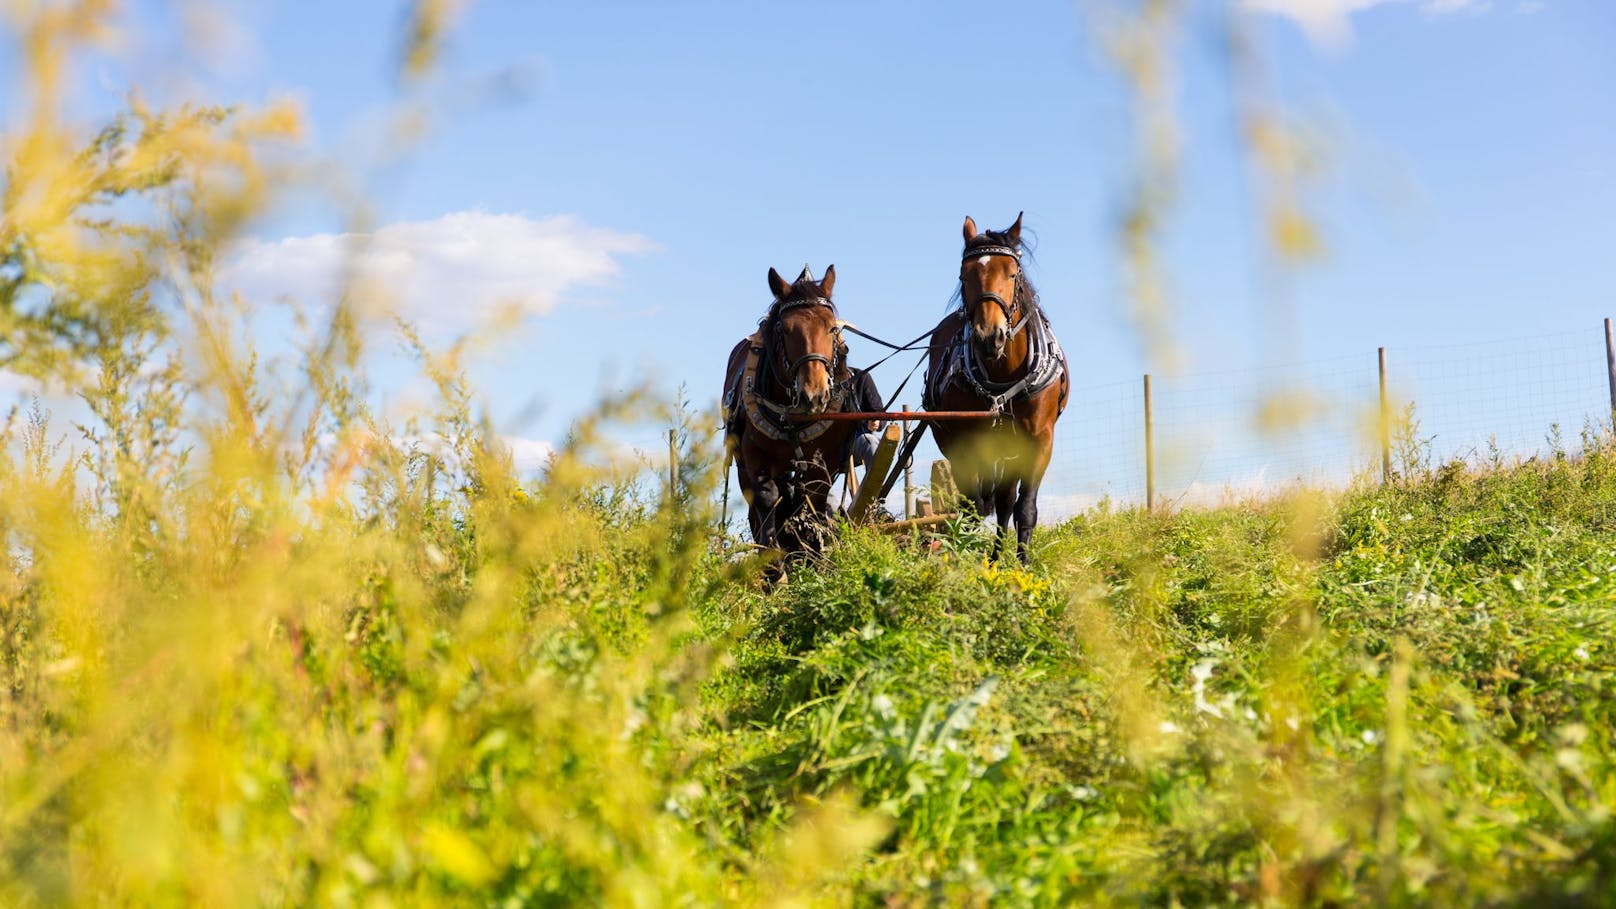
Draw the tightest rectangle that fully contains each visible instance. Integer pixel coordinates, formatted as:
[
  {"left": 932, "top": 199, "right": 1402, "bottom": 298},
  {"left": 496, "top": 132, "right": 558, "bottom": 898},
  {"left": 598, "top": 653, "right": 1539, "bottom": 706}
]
[
  {"left": 501, "top": 435, "right": 555, "bottom": 472},
  {"left": 1242, "top": 0, "right": 1489, "bottom": 49},
  {"left": 0, "top": 371, "right": 43, "bottom": 401},
  {"left": 222, "top": 211, "right": 655, "bottom": 332}
]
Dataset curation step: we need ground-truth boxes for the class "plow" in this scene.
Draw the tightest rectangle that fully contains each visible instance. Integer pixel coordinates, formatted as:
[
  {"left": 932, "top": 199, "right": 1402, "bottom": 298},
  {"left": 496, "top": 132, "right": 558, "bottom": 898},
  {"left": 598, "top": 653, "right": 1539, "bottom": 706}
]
[{"left": 794, "top": 408, "right": 997, "bottom": 534}]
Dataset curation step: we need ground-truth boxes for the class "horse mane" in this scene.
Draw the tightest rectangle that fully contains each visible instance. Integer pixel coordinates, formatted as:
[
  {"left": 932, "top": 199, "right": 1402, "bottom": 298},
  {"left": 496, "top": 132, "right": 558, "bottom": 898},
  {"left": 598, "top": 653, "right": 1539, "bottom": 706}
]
[{"left": 954, "top": 229, "right": 1041, "bottom": 316}]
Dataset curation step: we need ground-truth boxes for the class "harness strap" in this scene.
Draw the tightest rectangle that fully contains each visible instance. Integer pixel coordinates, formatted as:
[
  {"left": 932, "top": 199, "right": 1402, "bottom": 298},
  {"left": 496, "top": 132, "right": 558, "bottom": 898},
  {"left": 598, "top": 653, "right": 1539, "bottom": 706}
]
[
  {"left": 934, "top": 310, "right": 1066, "bottom": 417},
  {"left": 840, "top": 322, "right": 933, "bottom": 353},
  {"left": 737, "top": 333, "right": 847, "bottom": 444}
]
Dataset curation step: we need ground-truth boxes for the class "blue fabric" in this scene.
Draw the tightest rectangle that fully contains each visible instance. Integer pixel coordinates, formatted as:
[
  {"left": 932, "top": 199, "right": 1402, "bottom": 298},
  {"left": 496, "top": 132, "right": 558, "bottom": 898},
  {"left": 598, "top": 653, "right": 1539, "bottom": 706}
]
[{"left": 852, "top": 430, "right": 881, "bottom": 466}]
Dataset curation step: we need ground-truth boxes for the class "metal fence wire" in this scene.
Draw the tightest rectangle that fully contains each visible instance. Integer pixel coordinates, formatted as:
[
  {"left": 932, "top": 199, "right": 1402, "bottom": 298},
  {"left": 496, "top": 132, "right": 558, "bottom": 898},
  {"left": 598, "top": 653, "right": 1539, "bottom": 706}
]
[
  {"left": 1035, "top": 325, "right": 1615, "bottom": 518},
  {"left": 716, "top": 321, "right": 1616, "bottom": 525}
]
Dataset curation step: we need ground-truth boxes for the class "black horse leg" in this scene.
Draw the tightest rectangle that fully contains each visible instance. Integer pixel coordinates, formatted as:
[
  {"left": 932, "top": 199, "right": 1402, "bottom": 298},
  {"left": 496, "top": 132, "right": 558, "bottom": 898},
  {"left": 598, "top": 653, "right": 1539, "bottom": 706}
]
[
  {"left": 754, "top": 474, "right": 782, "bottom": 548},
  {"left": 946, "top": 460, "right": 987, "bottom": 523},
  {"left": 992, "top": 480, "right": 1016, "bottom": 562},
  {"left": 965, "top": 470, "right": 993, "bottom": 523},
  {"left": 751, "top": 474, "right": 790, "bottom": 583},
  {"left": 795, "top": 456, "right": 834, "bottom": 558},
  {"left": 1013, "top": 477, "right": 1040, "bottom": 564}
]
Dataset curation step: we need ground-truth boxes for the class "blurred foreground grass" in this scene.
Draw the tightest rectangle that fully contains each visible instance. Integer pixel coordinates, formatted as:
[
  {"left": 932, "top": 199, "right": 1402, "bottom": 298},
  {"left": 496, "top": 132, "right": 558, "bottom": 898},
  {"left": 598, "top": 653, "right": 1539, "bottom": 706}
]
[
  {"left": 5, "top": 376, "right": 1616, "bottom": 904},
  {"left": 3, "top": 2, "right": 1613, "bottom": 905}
]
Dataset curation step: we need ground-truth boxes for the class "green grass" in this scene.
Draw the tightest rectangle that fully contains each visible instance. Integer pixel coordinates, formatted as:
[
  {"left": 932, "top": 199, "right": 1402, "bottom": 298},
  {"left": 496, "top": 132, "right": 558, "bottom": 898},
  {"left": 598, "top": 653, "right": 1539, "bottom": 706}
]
[
  {"left": 6, "top": 393, "right": 1615, "bottom": 906},
  {"left": 11, "top": 4, "right": 1610, "bottom": 903},
  {"left": 683, "top": 442, "right": 1616, "bottom": 906}
]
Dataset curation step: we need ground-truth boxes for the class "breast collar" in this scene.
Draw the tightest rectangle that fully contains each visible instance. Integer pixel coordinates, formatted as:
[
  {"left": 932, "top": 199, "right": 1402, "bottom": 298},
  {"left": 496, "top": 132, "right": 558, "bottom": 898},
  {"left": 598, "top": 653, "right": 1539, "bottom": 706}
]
[{"left": 737, "top": 295, "right": 850, "bottom": 446}]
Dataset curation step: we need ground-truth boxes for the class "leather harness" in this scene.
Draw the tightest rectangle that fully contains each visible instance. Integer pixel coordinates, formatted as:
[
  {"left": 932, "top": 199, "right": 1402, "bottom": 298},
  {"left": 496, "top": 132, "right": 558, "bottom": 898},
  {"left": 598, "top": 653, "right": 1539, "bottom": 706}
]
[
  {"left": 725, "top": 294, "right": 850, "bottom": 453},
  {"left": 925, "top": 242, "right": 1067, "bottom": 417}
]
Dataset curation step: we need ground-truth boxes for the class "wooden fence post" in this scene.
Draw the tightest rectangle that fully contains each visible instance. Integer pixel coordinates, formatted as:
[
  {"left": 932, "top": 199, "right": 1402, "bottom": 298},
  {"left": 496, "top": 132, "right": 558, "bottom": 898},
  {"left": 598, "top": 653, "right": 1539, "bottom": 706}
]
[
  {"left": 1143, "top": 374, "right": 1155, "bottom": 511},
  {"left": 931, "top": 459, "right": 959, "bottom": 515},
  {"left": 1604, "top": 318, "right": 1616, "bottom": 435},
  {"left": 849, "top": 423, "right": 903, "bottom": 524},
  {"left": 667, "top": 428, "right": 679, "bottom": 500},
  {"left": 1379, "top": 347, "right": 1391, "bottom": 485}
]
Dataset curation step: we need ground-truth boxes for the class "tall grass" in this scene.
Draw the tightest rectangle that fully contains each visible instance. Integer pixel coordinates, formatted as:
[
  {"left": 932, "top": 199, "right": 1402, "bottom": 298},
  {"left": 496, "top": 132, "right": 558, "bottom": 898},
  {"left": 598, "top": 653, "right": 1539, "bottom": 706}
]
[
  {"left": 4, "top": 3, "right": 1613, "bottom": 906},
  {"left": 690, "top": 438, "right": 1616, "bottom": 905}
]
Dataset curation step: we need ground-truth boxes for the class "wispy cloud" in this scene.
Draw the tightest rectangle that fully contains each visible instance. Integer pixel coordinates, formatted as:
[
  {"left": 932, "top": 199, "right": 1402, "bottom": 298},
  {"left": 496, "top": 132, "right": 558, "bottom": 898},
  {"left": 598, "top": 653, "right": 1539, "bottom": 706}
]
[
  {"left": 1422, "top": 0, "right": 1487, "bottom": 13},
  {"left": 221, "top": 211, "right": 656, "bottom": 333},
  {"left": 1241, "top": 0, "right": 1494, "bottom": 50},
  {"left": 501, "top": 435, "right": 555, "bottom": 472},
  {"left": 0, "top": 371, "right": 37, "bottom": 398}
]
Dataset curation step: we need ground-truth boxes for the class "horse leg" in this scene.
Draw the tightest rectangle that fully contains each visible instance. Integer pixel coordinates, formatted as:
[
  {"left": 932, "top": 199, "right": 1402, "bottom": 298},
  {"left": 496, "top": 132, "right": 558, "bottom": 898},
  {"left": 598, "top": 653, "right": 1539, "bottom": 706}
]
[
  {"left": 796, "top": 455, "right": 835, "bottom": 558},
  {"left": 992, "top": 479, "right": 1016, "bottom": 562},
  {"left": 745, "top": 499, "right": 763, "bottom": 544},
  {"left": 943, "top": 458, "right": 986, "bottom": 521},
  {"left": 751, "top": 472, "right": 791, "bottom": 583},
  {"left": 735, "top": 459, "right": 764, "bottom": 543},
  {"left": 754, "top": 472, "right": 783, "bottom": 547},
  {"left": 1011, "top": 478, "right": 1039, "bottom": 564},
  {"left": 960, "top": 467, "right": 991, "bottom": 522},
  {"left": 1013, "top": 442, "right": 1054, "bottom": 564}
]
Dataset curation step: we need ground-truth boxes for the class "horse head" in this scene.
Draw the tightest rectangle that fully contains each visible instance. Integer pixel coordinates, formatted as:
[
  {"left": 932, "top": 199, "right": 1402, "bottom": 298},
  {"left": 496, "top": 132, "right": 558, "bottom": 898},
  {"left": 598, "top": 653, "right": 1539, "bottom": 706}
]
[
  {"left": 959, "top": 212, "right": 1025, "bottom": 362},
  {"left": 765, "top": 264, "right": 843, "bottom": 413}
]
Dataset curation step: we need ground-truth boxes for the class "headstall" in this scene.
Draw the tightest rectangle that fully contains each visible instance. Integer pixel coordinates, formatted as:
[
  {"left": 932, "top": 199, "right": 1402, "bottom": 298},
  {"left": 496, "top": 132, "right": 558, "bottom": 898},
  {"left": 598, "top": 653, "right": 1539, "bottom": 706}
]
[
  {"left": 732, "top": 294, "right": 850, "bottom": 449},
  {"left": 961, "top": 244, "right": 1030, "bottom": 339}
]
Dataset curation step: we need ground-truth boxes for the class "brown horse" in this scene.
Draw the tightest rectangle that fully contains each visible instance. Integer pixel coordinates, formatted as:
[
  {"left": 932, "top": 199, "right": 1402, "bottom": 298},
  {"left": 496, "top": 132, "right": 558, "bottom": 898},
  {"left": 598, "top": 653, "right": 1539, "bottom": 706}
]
[
  {"left": 924, "top": 213, "right": 1068, "bottom": 562},
  {"left": 723, "top": 265, "right": 856, "bottom": 569}
]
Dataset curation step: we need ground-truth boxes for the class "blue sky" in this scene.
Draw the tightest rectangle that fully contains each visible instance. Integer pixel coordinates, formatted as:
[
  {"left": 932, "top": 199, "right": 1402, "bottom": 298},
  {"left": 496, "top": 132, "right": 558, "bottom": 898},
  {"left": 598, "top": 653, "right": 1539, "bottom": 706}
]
[{"left": 6, "top": 0, "right": 1615, "bottom": 508}]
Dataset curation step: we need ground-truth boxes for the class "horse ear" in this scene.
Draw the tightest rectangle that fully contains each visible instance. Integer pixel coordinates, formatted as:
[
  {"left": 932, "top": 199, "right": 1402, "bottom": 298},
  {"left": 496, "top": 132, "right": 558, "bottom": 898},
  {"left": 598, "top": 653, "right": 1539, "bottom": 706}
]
[
  {"left": 819, "top": 264, "right": 835, "bottom": 297},
  {"left": 768, "top": 267, "right": 790, "bottom": 299},
  {"left": 1006, "top": 211, "right": 1024, "bottom": 246},
  {"left": 962, "top": 216, "right": 978, "bottom": 244}
]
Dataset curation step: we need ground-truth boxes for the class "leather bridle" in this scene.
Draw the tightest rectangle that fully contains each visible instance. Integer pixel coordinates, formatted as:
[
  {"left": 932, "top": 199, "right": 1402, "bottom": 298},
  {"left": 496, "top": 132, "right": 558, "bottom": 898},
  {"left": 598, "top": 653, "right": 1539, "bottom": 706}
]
[
  {"left": 765, "top": 294, "right": 846, "bottom": 407},
  {"left": 961, "top": 244, "right": 1030, "bottom": 339}
]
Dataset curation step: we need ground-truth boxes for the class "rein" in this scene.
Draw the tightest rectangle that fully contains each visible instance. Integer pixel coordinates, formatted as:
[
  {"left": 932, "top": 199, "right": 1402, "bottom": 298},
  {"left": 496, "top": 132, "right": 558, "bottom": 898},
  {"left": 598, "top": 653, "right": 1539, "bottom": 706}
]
[{"left": 840, "top": 323, "right": 932, "bottom": 352}]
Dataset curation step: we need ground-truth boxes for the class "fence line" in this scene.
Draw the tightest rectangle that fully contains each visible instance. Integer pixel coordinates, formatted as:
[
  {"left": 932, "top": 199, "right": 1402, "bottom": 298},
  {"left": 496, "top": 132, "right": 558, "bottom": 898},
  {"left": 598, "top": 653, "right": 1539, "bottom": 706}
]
[
  {"left": 713, "top": 320, "right": 1616, "bottom": 524},
  {"left": 1033, "top": 323, "right": 1614, "bottom": 518}
]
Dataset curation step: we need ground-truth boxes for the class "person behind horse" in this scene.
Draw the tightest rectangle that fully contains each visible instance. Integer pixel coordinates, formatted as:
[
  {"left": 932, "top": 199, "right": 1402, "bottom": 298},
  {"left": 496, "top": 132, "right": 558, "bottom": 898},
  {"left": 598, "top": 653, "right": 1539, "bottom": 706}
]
[{"left": 847, "top": 367, "right": 884, "bottom": 473}]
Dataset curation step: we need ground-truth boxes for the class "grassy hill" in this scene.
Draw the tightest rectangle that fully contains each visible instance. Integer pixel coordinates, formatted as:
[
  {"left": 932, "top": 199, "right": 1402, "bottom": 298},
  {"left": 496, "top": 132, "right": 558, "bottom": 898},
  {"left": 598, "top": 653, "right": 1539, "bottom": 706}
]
[
  {"left": 690, "top": 439, "right": 1616, "bottom": 906},
  {"left": 5, "top": 404, "right": 1613, "bottom": 907}
]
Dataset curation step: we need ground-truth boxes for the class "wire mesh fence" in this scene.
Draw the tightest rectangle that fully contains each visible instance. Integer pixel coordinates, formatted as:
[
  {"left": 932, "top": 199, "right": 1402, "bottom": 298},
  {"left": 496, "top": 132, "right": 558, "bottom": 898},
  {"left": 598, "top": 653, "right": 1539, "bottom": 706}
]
[
  {"left": 716, "top": 321, "right": 1616, "bottom": 526},
  {"left": 1034, "top": 324, "right": 1614, "bottom": 520}
]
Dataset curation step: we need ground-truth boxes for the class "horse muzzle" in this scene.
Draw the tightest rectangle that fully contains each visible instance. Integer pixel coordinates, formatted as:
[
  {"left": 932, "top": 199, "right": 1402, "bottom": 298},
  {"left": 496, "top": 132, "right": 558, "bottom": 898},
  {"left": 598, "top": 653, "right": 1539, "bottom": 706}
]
[
  {"left": 793, "top": 365, "right": 833, "bottom": 413},
  {"left": 974, "top": 322, "right": 1011, "bottom": 361},
  {"left": 795, "top": 384, "right": 832, "bottom": 414}
]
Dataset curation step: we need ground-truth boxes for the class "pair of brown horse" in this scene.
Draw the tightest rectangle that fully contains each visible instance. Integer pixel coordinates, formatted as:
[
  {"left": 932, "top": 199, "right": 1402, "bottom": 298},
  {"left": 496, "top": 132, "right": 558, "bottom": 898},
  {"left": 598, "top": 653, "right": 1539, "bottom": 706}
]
[{"left": 723, "top": 213, "right": 1067, "bottom": 569}]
